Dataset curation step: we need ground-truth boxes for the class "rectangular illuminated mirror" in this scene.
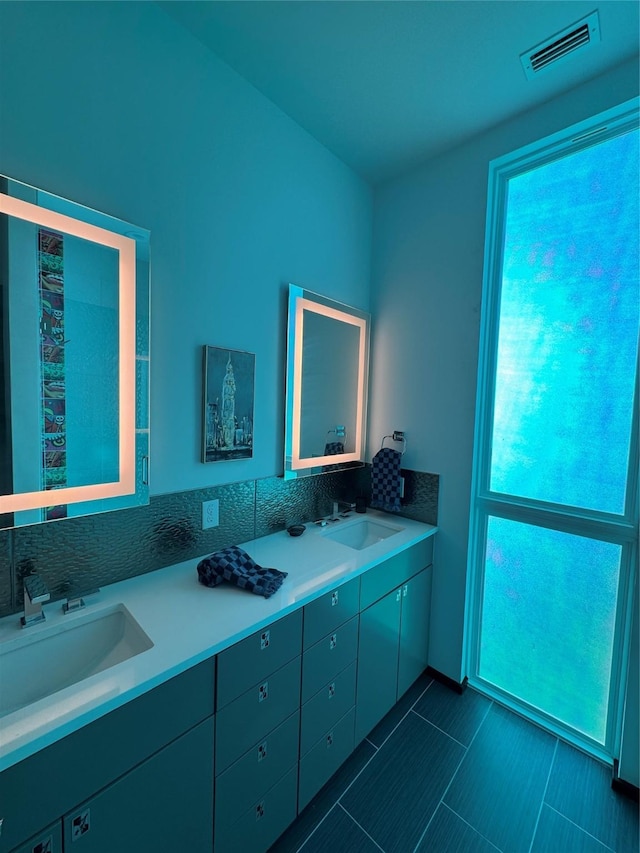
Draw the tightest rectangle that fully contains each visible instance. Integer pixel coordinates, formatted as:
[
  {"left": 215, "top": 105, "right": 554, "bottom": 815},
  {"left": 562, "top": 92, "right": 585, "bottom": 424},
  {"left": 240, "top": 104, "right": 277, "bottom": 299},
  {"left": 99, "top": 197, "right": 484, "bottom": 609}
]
[
  {"left": 284, "top": 284, "right": 369, "bottom": 479},
  {"left": 0, "top": 175, "right": 150, "bottom": 528}
]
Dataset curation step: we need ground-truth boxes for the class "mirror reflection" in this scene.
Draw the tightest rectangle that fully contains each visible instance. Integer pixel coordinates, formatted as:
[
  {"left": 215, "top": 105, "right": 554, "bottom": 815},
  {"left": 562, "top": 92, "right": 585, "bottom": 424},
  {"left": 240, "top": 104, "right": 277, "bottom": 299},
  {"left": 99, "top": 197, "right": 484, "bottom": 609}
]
[
  {"left": 284, "top": 284, "right": 369, "bottom": 479},
  {"left": 0, "top": 176, "right": 150, "bottom": 529}
]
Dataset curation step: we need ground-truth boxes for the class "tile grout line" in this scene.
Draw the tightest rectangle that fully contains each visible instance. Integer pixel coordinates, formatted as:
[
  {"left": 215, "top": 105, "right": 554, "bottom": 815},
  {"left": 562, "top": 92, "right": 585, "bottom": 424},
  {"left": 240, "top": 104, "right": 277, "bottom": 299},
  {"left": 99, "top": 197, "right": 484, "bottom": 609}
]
[
  {"left": 411, "top": 698, "right": 495, "bottom": 853},
  {"left": 293, "top": 803, "right": 342, "bottom": 853},
  {"left": 543, "top": 803, "right": 616, "bottom": 852},
  {"left": 366, "top": 677, "right": 435, "bottom": 751},
  {"left": 410, "top": 707, "right": 472, "bottom": 749},
  {"left": 527, "top": 738, "right": 559, "bottom": 853},
  {"left": 439, "top": 803, "right": 504, "bottom": 852},
  {"left": 338, "top": 802, "right": 386, "bottom": 852},
  {"left": 336, "top": 677, "right": 436, "bottom": 809},
  {"left": 333, "top": 741, "right": 386, "bottom": 806}
]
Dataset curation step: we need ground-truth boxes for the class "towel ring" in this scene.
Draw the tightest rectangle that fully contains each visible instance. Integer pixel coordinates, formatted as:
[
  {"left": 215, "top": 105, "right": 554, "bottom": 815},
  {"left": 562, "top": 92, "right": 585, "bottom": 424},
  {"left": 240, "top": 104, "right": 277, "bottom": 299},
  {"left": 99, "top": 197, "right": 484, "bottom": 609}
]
[
  {"left": 381, "top": 431, "right": 406, "bottom": 455},
  {"left": 327, "top": 425, "right": 346, "bottom": 438}
]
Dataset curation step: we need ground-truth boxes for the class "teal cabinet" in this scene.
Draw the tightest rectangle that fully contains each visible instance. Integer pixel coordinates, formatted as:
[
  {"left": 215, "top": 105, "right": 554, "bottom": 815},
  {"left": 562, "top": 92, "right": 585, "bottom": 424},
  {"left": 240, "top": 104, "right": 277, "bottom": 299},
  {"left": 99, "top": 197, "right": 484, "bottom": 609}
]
[
  {"left": 215, "top": 711, "right": 300, "bottom": 840},
  {"left": 0, "top": 659, "right": 215, "bottom": 853},
  {"left": 298, "top": 707, "right": 356, "bottom": 811},
  {"left": 398, "top": 568, "right": 433, "bottom": 698},
  {"left": 62, "top": 719, "right": 214, "bottom": 853},
  {"left": 3, "top": 533, "right": 435, "bottom": 853},
  {"left": 355, "top": 587, "right": 402, "bottom": 743},
  {"left": 355, "top": 557, "right": 433, "bottom": 744},
  {"left": 214, "top": 613, "right": 303, "bottom": 853},
  {"left": 214, "top": 766, "right": 298, "bottom": 853}
]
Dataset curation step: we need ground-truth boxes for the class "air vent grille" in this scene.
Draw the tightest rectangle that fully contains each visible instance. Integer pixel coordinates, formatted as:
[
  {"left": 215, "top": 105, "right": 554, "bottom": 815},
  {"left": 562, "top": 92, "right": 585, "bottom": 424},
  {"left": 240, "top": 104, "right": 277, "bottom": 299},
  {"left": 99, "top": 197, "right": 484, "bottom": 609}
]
[{"left": 521, "top": 11, "right": 600, "bottom": 80}]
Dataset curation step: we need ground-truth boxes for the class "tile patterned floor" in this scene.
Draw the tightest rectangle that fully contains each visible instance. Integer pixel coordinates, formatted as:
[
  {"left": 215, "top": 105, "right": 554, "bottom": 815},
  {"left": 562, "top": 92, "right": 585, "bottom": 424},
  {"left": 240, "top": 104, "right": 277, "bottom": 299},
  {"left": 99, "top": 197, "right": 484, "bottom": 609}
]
[{"left": 270, "top": 674, "right": 639, "bottom": 853}]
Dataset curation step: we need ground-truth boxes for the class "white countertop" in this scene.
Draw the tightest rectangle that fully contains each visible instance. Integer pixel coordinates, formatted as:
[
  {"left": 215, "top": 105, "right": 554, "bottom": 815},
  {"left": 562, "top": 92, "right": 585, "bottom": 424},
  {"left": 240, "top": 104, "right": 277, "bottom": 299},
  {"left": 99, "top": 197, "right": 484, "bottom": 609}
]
[{"left": 0, "top": 510, "right": 436, "bottom": 772}]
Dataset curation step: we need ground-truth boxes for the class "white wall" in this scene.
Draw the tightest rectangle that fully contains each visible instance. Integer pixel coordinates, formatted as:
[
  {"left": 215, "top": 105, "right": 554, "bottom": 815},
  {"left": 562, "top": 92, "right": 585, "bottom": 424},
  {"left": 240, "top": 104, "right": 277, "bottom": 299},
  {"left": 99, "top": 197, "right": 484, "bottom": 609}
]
[
  {"left": 369, "top": 58, "right": 639, "bottom": 776},
  {"left": 0, "top": 1, "right": 372, "bottom": 496}
]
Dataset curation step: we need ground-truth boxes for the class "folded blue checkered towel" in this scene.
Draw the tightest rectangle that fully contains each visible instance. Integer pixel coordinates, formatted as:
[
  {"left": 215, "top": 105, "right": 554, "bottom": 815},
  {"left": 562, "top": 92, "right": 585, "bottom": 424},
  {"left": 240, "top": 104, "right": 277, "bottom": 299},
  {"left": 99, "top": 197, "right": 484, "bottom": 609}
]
[{"left": 197, "top": 546, "right": 287, "bottom": 599}]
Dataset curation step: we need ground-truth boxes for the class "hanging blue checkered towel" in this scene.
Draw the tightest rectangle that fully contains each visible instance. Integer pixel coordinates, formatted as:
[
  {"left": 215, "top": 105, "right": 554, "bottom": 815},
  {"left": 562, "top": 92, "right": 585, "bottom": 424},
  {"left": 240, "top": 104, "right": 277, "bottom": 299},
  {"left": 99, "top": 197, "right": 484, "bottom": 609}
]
[
  {"left": 197, "top": 546, "right": 288, "bottom": 598},
  {"left": 323, "top": 440, "right": 345, "bottom": 472},
  {"left": 370, "top": 447, "right": 402, "bottom": 513}
]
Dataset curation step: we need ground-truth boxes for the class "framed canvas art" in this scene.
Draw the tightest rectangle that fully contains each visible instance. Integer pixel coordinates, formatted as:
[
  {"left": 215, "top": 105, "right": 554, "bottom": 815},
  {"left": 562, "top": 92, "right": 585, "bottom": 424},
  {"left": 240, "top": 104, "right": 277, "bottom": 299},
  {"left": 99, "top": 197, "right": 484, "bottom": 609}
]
[{"left": 202, "top": 346, "right": 255, "bottom": 463}]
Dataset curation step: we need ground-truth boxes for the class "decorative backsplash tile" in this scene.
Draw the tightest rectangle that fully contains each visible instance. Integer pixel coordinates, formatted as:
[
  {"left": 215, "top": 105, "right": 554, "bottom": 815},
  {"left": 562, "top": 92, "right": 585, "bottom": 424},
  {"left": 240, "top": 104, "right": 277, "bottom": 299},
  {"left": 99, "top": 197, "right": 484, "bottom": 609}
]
[
  {"left": 255, "top": 469, "right": 363, "bottom": 538},
  {"left": 352, "top": 465, "right": 439, "bottom": 527},
  {"left": 0, "top": 466, "right": 438, "bottom": 619}
]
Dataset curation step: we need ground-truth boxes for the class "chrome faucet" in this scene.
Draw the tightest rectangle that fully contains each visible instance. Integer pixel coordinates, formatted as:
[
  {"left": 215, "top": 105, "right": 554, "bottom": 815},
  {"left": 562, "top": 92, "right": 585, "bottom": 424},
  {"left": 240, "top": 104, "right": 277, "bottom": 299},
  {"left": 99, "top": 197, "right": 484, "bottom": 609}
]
[
  {"left": 21, "top": 573, "right": 50, "bottom": 627},
  {"left": 331, "top": 500, "right": 356, "bottom": 520}
]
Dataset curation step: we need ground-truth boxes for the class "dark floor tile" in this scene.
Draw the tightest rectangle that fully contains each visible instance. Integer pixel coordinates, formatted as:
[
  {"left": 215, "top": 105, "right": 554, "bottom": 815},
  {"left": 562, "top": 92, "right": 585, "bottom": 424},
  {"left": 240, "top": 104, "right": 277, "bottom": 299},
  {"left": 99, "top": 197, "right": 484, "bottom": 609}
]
[
  {"left": 531, "top": 804, "right": 613, "bottom": 853},
  {"left": 269, "top": 740, "right": 376, "bottom": 853},
  {"left": 366, "top": 670, "right": 433, "bottom": 747},
  {"left": 413, "top": 681, "right": 492, "bottom": 747},
  {"left": 341, "top": 710, "right": 465, "bottom": 853},
  {"left": 415, "top": 804, "right": 501, "bottom": 852},
  {"left": 444, "top": 703, "right": 556, "bottom": 852},
  {"left": 545, "top": 741, "right": 639, "bottom": 852},
  {"left": 298, "top": 805, "right": 381, "bottom": 853}
]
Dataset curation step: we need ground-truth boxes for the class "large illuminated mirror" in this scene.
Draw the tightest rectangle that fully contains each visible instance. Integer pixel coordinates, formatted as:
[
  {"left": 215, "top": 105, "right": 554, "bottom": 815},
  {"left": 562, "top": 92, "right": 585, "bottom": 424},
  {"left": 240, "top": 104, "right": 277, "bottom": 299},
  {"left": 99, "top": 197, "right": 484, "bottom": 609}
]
[
  {"left": 0, "top": 175, "right": 150, "bottom": 529},
  {"left": 284, "top": 284, "right": 369, "bottom": 480}
]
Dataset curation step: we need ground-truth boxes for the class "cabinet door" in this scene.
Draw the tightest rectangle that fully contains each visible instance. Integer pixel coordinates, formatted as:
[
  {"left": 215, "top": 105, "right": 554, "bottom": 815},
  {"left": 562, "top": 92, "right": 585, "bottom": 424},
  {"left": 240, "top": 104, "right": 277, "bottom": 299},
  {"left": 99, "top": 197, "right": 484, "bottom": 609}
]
[
  {"left": 397, "top": 567, "right": 432, "bottom": 699},
  {"left": 354, "top": 588, "right": 401, "bottom": 744},
  {"left": 63, "top": 718, "right": 214, "bottom": 853}
]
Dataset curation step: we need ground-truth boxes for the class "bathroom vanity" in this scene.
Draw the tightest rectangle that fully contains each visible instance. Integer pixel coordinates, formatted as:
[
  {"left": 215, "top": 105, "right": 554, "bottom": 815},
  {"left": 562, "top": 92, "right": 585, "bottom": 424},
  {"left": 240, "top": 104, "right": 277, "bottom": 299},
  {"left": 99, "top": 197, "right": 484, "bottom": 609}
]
[{"left": 0, "top": 511, "right": 436, "bottom": 853}]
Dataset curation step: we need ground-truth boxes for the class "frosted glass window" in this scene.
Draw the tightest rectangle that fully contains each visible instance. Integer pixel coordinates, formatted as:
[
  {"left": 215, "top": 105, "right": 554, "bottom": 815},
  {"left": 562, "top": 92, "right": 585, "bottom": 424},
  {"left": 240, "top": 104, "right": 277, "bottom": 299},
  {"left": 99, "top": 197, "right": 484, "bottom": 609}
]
[
  {"left": 479, "top": 517, "right": 621, "bottom": 743},
  {"left": 489, "top": 130, "right": 639, "bottom": 513}
]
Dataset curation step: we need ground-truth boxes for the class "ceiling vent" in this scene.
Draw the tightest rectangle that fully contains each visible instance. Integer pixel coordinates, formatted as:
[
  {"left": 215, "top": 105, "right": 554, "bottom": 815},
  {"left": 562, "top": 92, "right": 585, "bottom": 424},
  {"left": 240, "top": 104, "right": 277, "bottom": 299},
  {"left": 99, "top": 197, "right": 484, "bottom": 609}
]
[{"left": 520, "top": 10, "right": 600, "bottom": 80}]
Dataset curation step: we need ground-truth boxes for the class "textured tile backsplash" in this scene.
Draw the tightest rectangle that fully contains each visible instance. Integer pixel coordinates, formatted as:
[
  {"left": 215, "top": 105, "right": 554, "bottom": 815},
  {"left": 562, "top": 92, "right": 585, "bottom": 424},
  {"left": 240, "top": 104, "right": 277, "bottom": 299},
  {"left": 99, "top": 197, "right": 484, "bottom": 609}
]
[{"left": 0, "top": 466, "right": 438, "bottom": 618}]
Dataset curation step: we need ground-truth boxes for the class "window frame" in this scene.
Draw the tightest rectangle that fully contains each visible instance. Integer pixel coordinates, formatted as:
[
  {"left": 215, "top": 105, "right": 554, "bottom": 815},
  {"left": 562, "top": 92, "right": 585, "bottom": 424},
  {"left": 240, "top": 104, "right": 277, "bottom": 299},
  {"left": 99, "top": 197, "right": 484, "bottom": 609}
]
[{"left": 465, "top": 97, "right": 640, "bottom": 761}]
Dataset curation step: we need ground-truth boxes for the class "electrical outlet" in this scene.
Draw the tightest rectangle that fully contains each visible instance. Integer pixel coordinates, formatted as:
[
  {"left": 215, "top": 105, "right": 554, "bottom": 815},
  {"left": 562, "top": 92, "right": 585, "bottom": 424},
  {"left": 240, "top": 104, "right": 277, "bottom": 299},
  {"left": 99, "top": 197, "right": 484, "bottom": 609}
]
[{"left": 202, "top": 499, "right": 219, "bottom": 530}]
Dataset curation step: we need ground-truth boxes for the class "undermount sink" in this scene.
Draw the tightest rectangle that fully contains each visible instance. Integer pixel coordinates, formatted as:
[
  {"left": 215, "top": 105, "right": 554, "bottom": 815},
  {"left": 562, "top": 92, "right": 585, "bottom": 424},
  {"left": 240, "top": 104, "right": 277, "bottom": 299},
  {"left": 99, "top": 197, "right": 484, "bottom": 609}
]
[
  {"left": 0, "top": 603, "right": 153, "bottom": 717},
  {"left": 322, "top": 518, "right": 403, "bottom": 550}
]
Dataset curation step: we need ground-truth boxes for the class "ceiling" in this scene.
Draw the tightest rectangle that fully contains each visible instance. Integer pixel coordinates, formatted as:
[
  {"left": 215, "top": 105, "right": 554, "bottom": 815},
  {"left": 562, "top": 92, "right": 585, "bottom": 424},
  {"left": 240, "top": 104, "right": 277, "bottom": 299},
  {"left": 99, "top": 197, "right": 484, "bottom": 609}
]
[{"left": 159, "top": 1, "right": 640, "bottom": 183}]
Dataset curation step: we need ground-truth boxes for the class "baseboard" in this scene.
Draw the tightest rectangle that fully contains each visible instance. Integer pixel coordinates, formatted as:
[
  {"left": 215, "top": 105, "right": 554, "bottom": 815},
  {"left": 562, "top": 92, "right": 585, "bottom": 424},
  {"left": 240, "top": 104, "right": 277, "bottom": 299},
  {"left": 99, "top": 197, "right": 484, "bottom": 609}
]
[
  {"left": 426, "top": 666, "right": 468, "bottom": 695},
  {"left": 612, "top": 759, "right": 640, "bottom": 802}
]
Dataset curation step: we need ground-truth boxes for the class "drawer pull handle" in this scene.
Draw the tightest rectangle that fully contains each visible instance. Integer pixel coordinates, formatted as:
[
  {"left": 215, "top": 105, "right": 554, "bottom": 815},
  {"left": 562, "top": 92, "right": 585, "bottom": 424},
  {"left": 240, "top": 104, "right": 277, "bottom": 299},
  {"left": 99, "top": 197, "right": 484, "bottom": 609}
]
[
  {"left": 396, "top": 589, "right": 402, "bottom": 602},
  {"left": 403, "top": 584, "right": 408, "bottom": 597},
  {"left": 71, "top": 808, "right": 91, "bottom": 840},
  {"left": 257, "top": 741, "right": 268, "bottom": 762},
  {"left": 328, "top": 682, "right": 336, "bottom": 699},
  {"left": 326, "top": 732, "right": 334, "bottom": 748},
  {"left": 329, "top": 633, "right": 338, "bottom": 650},
  {"left": 260, "top": 630, "right": 270, "bottom": 650},
  {"left": 258, "top": 681, "right": 269, "bottom": 702},
  {"left": 31, "top": 834, "right": 53, "bottom": 852},
  {"left": 331, "top": 590, "right": 339, "bottom": 607},
  {"left": 256, "top": 802, "right": 265, "bottom": 821}
]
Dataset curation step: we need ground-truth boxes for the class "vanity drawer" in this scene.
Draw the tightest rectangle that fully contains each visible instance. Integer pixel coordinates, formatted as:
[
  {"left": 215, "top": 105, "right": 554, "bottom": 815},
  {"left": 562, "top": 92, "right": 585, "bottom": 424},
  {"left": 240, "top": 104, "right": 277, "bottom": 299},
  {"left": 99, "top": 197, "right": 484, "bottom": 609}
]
[
  {"left": 214, "top": 765, "right": 298, "bottom": 853},
  {"left": 298, "top": 707, "right": 356, "bottom": 812},
  {"left": 215, "top": 711, "right": 300, "bottom": 835},
  {"left": 360, "top": 537, "right": 433, "bottom": 610},
  {"left": 301, "top": 616, "right": 358, "bottom": 703},
  {"left": 300, "top": 660, "right": 357, "bottom": 757},
  {"left": 217, "top": 609, "right": 302, "bottom": 710},
  {"left": 303, "top": 576, "right": 360, "bottom": 649},
  {"left": 215, "top": 656, "right": 301, "bottom": 775}
]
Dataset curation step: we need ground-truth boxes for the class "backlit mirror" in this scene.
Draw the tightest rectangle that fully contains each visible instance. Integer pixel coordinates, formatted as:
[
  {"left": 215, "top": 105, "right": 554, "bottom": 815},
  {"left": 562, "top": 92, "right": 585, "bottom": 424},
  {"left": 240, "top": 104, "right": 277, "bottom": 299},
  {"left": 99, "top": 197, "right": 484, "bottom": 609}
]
[
  {"left": 0, "top": 175, "right": 150, "bottom": 528},
  {"left": 284, "top": 284, "right": 369, "bottom": 479}
]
